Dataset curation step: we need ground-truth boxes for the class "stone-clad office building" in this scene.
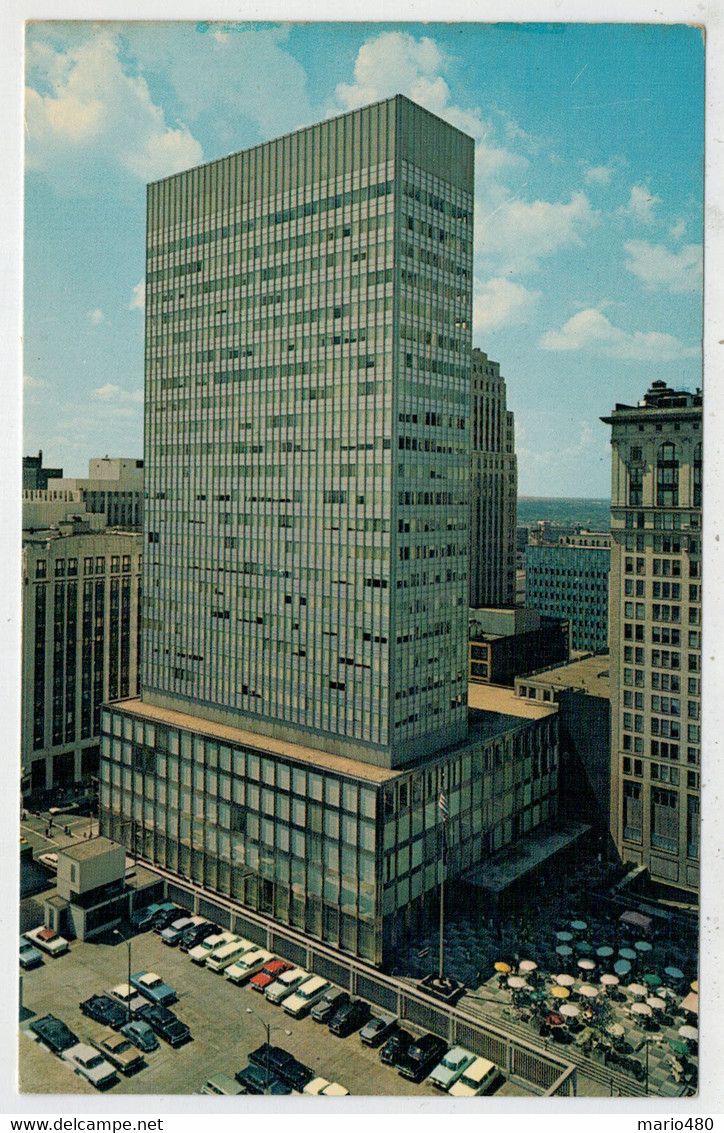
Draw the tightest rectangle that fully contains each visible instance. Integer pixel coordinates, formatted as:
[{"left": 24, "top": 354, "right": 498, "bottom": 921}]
[{"left": 100, "top": 97, "right": 560, "bottom": 965}]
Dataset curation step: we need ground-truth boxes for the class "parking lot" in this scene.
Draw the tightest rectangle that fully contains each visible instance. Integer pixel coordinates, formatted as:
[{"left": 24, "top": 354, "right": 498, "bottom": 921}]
[{"left": 19, "top": 926, "right": 526, "bottom": 1098}]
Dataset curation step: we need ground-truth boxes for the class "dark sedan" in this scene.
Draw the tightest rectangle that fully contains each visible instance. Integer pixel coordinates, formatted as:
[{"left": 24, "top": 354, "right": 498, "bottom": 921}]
[
  {"left": 235, "top": 1063, "right": 291, "bottom": 1095},
  {"left": 80, "top": 994, "right": 126, "bottom": 1030},
  {"left": 328, "top": 998, "right": 371, "bottom": 1037},
  {"left": 380, "top": 1028, "right": 414, "bottom": 1068},
  {"left": 398, "top": 1033, "right": 448, "bottom": 1082},
  {"left": 179, "top": 922, "right": 218, "bottom": 953},
  {"left": 137, "top": 1003, "right": 191, "bottom": 1048},
  {"left": 360, "top": 1012, "right": 397, "bottom": 1047},
  {"left": 30, "top": 1014, "right": 79, "bottom": 1054}
]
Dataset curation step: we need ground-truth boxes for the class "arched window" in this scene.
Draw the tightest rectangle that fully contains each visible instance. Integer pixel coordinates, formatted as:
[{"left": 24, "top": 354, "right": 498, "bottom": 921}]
[
  {"left": 656, "top": 443, "right": 679, "bottom": 507},
  {"left": 693, "top": 442, "right": 702, "bottom": 508}
]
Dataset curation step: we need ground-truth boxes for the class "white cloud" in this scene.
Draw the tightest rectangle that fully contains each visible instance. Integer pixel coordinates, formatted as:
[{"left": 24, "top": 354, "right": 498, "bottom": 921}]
[
  {"left": 539, "top": 307, "right": 698, "bottom": 362},
  {"left": 473, "top": 278, "right": 540, "bottom": 333},
  {"left": 624, "top": 240, "right": 702, "bottom": 294},
  {"left": 618, "top": 183, "right": 661, "bottom": 224},
  {"left": 478, "top": 191, "right": 597, "bottom": 275},
  {"left": 582, "top": 161, "right": 617, "bottom": 186},
  {"left": 92, "top": 383, "right": 142, "bottom": 403},
  {"left": 25, "top": 30, "right": 203, "bottom": 189},
  {"left": 87, "top": 308, "right": 105, "bottom": 325},
  {"left": 669, "top": 219, "right": 687, "bottom": 241},
  {"left": 129, "top": 281, "right": 145, "bottom": 312}
]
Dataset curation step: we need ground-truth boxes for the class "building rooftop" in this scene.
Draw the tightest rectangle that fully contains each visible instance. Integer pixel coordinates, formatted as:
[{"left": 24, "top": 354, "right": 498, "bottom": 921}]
[
  {"left": 524, "top": 653, "right": 611, "bottom": 699},
  {"left": 468, "top": 683, "right": 557, "bottom": 720},
  {"left": 58, "top": 836, "right": 122, "bottom": 862}
]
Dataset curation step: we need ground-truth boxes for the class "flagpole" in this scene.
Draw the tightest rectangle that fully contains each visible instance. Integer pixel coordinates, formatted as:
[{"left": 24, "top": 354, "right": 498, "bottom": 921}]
[{"left": 438, "top": 776, "right": 447, "bottom": 983}]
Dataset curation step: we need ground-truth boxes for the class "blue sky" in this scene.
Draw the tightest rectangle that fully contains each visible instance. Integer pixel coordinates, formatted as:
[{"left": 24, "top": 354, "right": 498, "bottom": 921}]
[{"left": 23, "top": 20, "right": 704, "bottom": 496}]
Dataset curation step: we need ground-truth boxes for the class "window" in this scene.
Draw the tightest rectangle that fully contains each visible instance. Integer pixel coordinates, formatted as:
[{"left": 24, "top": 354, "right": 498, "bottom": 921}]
[
  {"left": 656, "top": 443, "right": 679, "bottom": 506},
  {"left": 623, "top": 781, "right": 642, "bottom": 843},
  {"left": 693, "top": 443, "right": 702, "bottom": 508},
  {"left": 650, "top": 787, "right": 678, "bottom": 852},
  {"left": 687, "top": 794, "right": 699, "bottom": 859}
]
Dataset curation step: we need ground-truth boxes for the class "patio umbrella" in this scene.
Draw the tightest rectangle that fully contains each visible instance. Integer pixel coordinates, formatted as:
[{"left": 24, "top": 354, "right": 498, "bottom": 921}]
[
  {"left": 571, "top": 920, "right": 588, "bottom": 932},
  {"left": 559, "top": 1002, "right": 580, "bottom": 1018},
  {"left": 627, "top": 983, "right": 648, "bottom": 998},
  {"left": 664, "top": 966, "right": 684, "bottom": 981},
  {"left": 556, "top": 945, "right": 573, "bottom": 958},
  {"left": 646, "top": 996, "right": 666, "bottom": 1011},
  {"left": 614, "top": 959, "right": 631, "bottom": 977},
  {"left": 635, "top": 940, "right": 653, "bottom": 954},
  {"left": 576, "top": 941, "right": 593, "bottom": 955},
  {"left": 680, "top": 991, "right": 698, "bottom": 1015},
  {"left": 556, "top": 931, "right": 573, "bottom": 943},
  {"left": 597, "top": 946, "right": 614, "bottom": 959},
  {"left": 547, "top": 1013, "right": 565, "bottom": 1027},
  {"left": 552, "top": 985, "right": 571, "bottom": 999},
  {"left": 494, "top": 961, "right": 512, "bottom": 973},
  {"left": 619, "top": 948, "right": 637, "bottom": 961},
  {"left": 669, "top": 1038, "right": 689, "bottom": 1057},
  {"left": 679, "top": 1025, "right": 698, "bottom": 1042},
  {"left": 507, "top": 975, "right": 528, "bottom": 989},
  {"left": 519, "top": 960, "right": 538, "bottom": 973},
  {"left": 631, "top": 1002, "right": 652, "bottom": 1018},
  {"left": 691, "top": 980, "right": 699, "bottom": 993},
  {"left": 600, "top": 974, "right": 619, "bottom": 987},
  {"left": 555, "top": 973, "right": 576, "bottom": 986},
  {"left": 577, "top": 958, "right": 596, "bottom": 972},
  {"left": 579, "top": 984, "right": 599, "bottom": 999},
  {"left": 607, "top": 1023, "right": 625, "bottom": 1038},
  {"left": 643, "top": 972, "right": 662, "bottom": 988}
]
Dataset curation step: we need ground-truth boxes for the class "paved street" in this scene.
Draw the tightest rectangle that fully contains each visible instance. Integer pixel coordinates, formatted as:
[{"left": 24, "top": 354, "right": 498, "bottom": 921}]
[{"left": 19, "top": 929, "right": 525, "bottom": 1098}]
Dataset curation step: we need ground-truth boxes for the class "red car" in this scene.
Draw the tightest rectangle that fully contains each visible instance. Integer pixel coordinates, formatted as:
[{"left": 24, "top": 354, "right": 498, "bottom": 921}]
[{"left": 248, "top": 959, "right": 293, "bottom": 993}]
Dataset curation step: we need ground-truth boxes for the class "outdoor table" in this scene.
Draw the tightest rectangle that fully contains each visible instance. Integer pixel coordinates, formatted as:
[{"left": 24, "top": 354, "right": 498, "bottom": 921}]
[
  {"left": 576, "top": 941, "right": 593, "bottom": 954},
  {"left": 556, "top": 945, "right": 573, "bottom": 958},
  {"left": 679, "top": 1025, "right": 698, "bottom": 1042},
  {"left": 646, "top": 996, "right": 666, "bottom": 1011},
  {"left": 556, "top": 931, "right": 573, "bottom": 943},
  {"left": 571, "top": 920, "right": 588, "bottom": 932},
  {"left": 619, "top": 948, "right": 637, "bottom": 961},
  {"left": 579, "top": 984, "right": 599, "bottom": 999},
  {"left": 519, "top": 960, "right": 537, "bottom": 973},
  {"left": 643, "top": 972, "right": 662, "bottom": 987},
  {"left": 559, "top": 1002, "right": 580, "bottom": 1018},
  {"left": 631, "top": 1002, "right": 653, "bottom": 1018},
  {"left": 494, "top": 961, "right": 512, "bottom": 973},
  {"left": 614, "top": 960, "right": 631, "bottom": 977},
  {"left": 596, "top": 946, "right": 614, "bottom": 959},
  {"left": 607, "top": 1023, "right": 625, "bottom": 1039},
  {"left": 600, "top": 974, "right": 619, "bottom": 987},
  {"left": 555, "top": 973, "right": 576, "bottom": 986},
  {"left": 664, "top": 966, "right": 684, "bottom": 981},
  {"left": 508, "top": 975, "right": 528, "bottom": 989},
  {"left": 551, "top": 985, "right": 571, "bottom": 999},
  {"left": 635, "top": 940, "right": 653, "bottom": 953},
  {"left": 577, "top": 958, "right": 596, "bottom": 971},
  {"left": 627, "top": 983, "right": 648, "bottom": 998}
]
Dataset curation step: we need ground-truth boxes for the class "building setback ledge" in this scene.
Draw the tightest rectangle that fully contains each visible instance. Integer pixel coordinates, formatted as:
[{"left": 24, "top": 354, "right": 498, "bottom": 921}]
[{"left": 463, "top": 821, "right": 591, "bottom": 894}]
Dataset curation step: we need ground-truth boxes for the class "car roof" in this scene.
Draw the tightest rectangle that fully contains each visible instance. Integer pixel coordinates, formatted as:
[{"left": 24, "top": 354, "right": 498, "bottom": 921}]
[{"left": 463, "top": 1056, "right": 497, "bottom": 1078}]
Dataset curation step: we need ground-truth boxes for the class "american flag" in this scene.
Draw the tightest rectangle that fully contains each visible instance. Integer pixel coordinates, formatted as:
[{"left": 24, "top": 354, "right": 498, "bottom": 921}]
[{"left": 439, "top": 788, "right": 449, "bottom": 822}]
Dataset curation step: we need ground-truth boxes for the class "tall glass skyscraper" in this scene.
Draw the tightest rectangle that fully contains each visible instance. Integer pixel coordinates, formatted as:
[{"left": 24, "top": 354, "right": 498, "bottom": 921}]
[{"left": 142, "top": 95, "right": 473, "bottom": 768}]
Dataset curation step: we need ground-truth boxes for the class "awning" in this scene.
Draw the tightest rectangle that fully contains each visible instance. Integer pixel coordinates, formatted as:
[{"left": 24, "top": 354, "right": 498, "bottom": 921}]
[
  {"left": 462, "top": 822, "right": 591, "bottom": 893},
  {"left": 619, "top": 910, "right": 652, "bottom": 932}
]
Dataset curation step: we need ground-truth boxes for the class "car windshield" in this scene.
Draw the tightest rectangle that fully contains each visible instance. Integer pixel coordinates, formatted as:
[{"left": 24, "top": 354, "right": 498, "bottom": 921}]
[
  {"left": 83, "top": 1055, "right": 104, "bottom": 1069},
  {"left": 115, "top": 1041, "right": 132, "bottom": 1053},
  {"left": 443, "top": 1053, "right": 463, "bottom": 1069}
]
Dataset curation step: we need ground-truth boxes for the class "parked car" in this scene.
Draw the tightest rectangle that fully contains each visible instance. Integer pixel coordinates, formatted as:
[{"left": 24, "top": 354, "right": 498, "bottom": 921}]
[
  {"left": 19, "top": 936, "right": 44, "bottom": 970},
  {"left": 152, "top": 907, "right": 187, "bottom": 933},
  {"left": 311, "top": 988, "right": 349, "bottom": 1024},
  {"left": 206, "top": 937, "right": 254, "bottom": 974},
  {"left": 180, "top": 921, "right": 217, "bottom": 953},
  {"left": 279, "top": 1058, "right": 314, "bottom": 1093},
  {"left": 130, "top": 903, "right": 164, "bottom": 931},
  {"left": 448, "top": 1056, "right": 501, "bottom": 1097},
  {"left": 379, "top": 1028, "right": 413, "bottom": 1068},
  {"left": 302, "top": 1077, "right": 330, "bottom": 1095},
  {"left": 283, "top": 976, "right": 330, "bottom": 1018},
  {"left": 130, "top": 971, "right": 176, "bottom": 1006},
  {"left": 328, "top": 997, "right": 371, "bottom": 1037},
  {"left": 360, "top": 1012, "right": 397, "bottom": 1047},
  {"left": 199, "top": 1072, "right": 243, "bottom": 1095},
  {"left": 62, "top": 1043, "right": 117, "bottom": 1089},
  {"left": 249, "top": 958, "right": 294, "bottom": 993},
  {"left": 90, "top": 1030, "right": 145, "bottom": 1075},
  {"left": 106, "top": 983, "right": 148, "bottom": 1020},
  {"left": 428, "top": 1046, "right": 476, "bottom": 1091},
  {"left": 225, "top": 948, "right": 274, "bottom": 985},
  {"left": 30, "top": 1014, "right": 78, "bottom": 1054},
  {"left": 248, "top": 1043, "right": 295, "bottom": 1080},
  {"left": 24, "top": 925, "right": 69, "bottom": 957},
  {"left": 398, "top": 1033, "right": 448, "bottom": 1082},
  {"left": 265, "top": 966, "right": 309, "bottom": 1005},
  {"left": 321, "top": 1082, "right": 349, "bottom": 1096},
  {"left": 235, "top": 1063, "right": 290, "bottom": 1095},
  {"left": 136, "top": 1003, "right": 190, "bottom": 1048},
  {"left": 120, "top": 1019, "right": 159, "bottom": 1053},
  {"left": 188, "top": 931, "right": 236, "bottom": 965},
  {"left": 80, "top": 994, "right": 126, "bottom": 1030},
  {"left": 160, "top": 917, "right": 196, "bottom": 946}
]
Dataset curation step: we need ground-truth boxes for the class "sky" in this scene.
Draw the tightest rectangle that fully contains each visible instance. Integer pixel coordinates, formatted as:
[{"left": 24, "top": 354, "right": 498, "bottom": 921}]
[{"left": 22, "top": 20, "right": 704, "bottom": 497}]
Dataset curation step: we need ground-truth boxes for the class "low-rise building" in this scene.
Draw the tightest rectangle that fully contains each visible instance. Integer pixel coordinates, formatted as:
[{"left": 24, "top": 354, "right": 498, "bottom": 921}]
[
  {"left": 23, "top": 456, "right": 144, "bottom": 533},
  {"left": 469, "top": 607, "right": 569, "bottom": 686}
]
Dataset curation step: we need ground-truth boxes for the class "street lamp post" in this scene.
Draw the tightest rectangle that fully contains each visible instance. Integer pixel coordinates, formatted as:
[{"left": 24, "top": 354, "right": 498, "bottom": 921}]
[
  {"left": 245, "top": 1006, "right": 291, "bottom": 1095},
  {"left": 113, "top": 927, "right": 132, "bottom": 1024}
]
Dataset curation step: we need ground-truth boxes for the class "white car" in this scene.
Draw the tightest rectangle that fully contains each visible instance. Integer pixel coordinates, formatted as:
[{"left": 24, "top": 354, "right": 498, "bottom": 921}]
[
  {"left": 283, "top": 975, "right": 330, "bottom": 1018},
  {"left": 205, "top": 937, "right": 254, "bottom": 973},
  {"left": 106, "top": 983, "right": 147, "bottom": 1019},
  {"left": 428, "top": 1046, "right": 476, "bottom": 1091},
  {"left": 24, "top": 925, "right": 69, "bottom": 957},
  {"left": 188, "top": 931, "right": 236, "bottom": 965},
  {"left": 322, "top": 1082, "right": 349, "bottom": 1096},
  {"left": 303, "top": 1077, "right": 331, "bottom": 1095},
  {"left": 448, "top": 1056, "right": 500, "bottom": 1097},
  {"left": 265, "top": 966, "right": 309, "bottom": 1004},
  {"left": 225, "top": 948, "right": 274, "bottom": 984},
  {"left": 62, "top": 1043, "right": 117, "bottom": 1089}
]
